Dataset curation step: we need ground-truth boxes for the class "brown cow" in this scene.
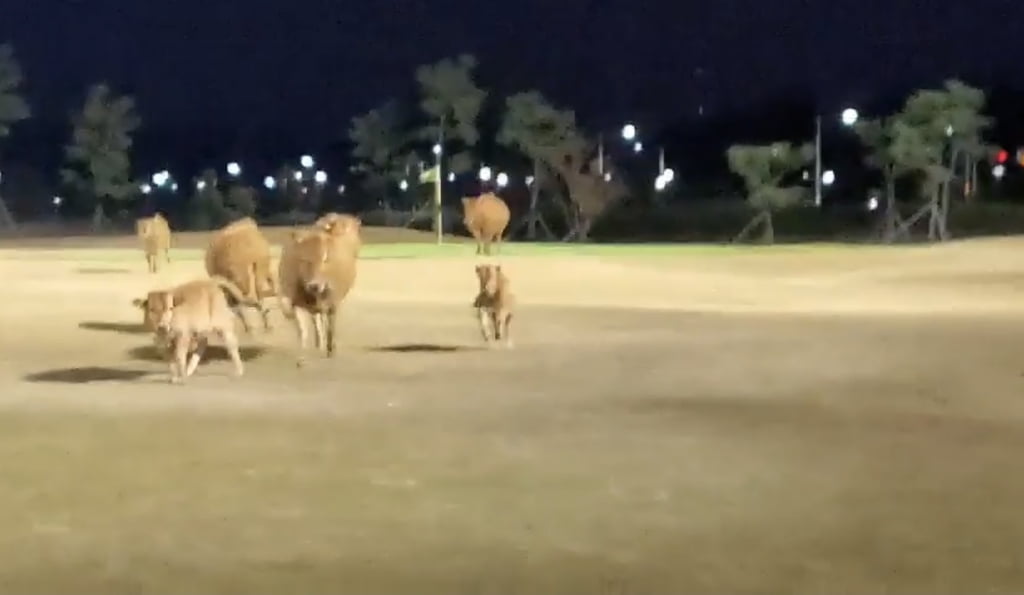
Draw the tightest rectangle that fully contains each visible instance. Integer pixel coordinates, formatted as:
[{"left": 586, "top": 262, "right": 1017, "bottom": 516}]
[
  {"left": 473, "top": 264, "right": 515, "bottom": 349},
  {"left": 204, "top": 217, "right": 277, "bottom": 333},
  {"left": 461, "top": 192, "right": 510, "bottom": 255},
  {"left": 132, "top": 276, "right": 258, "bottom": 384},
  {"left": 135, "top": 213, "right": 171, "bottom": 273},
  {"left": 278, "top": 221, "right": 360, "bottom": 366},
  {"left": 314, "top": 212, "right": 363, "bottom": 255}
]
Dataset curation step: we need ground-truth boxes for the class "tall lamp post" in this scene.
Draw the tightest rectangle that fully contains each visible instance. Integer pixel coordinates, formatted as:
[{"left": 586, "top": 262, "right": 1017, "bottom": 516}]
[{"left": 814, "top": 107, "right": 859, "bottom": 207}]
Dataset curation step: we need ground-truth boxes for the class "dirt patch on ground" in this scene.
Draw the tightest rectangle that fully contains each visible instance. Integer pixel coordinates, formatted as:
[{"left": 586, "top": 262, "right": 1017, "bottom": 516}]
[{"left": 0, "top": 237, "right": 1023, "bottom": 593}]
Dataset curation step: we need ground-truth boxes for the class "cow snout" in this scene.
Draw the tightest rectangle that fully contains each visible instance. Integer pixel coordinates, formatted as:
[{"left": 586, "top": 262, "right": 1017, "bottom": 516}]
[{"left": 305, "top": 280, "right": 328, "bottom": 295}]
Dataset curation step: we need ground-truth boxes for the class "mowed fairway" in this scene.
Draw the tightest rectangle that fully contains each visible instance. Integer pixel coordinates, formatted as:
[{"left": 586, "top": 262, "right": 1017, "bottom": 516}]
[{"left": 1, "top": 230, "right": 1024, "bottom": 594}]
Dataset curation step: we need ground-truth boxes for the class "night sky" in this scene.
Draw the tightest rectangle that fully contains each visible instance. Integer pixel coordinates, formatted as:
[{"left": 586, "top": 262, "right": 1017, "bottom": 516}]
[{"left": 1, "top": 0, "right": 1023, "bottom": 150}]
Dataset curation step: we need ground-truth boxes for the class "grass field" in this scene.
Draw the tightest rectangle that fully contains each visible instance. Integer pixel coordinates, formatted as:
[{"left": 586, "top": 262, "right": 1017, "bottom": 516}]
[{"left": 1, "top": 227, "right": 1024, "bottom": 594}]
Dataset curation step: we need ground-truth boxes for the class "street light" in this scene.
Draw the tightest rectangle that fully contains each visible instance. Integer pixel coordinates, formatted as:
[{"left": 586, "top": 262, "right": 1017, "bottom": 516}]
[
  {"left": 496, "top": 172, "right": 509, "bottom": 188},
  {"left": 197, "top": 180, "right": 207, "bottom": 191},
  {"left": 603, "top": 172, "right": 612, "bottom": 182},
  {"left": 867, "top": 196, "right": 879, "bottom": 211},
  {"left": 226, "top": 162, "right": 241, "bottom": 176},
  {"left": 654, "top": 174, "right": 668, "bottom": 191},
  {"left": 300, "top": 155, "right": 315, "bottom": 169},
  {"left": 432, "top": 144, "right": 442, "bottom": 156},
  {"left": 526, "top": 175, "right": 535, "bottom": 186},
  {"left": 52, "top": 196, "right": 62, "bottom": 207},
  {"left": 633, "top": 141, "right": 643, "bottom": 153},
  {"left": 479, "top": 166, "right": 492, "bottom": 182},
  {"left": 399, "top": 180, "right": 409, "bottom": 191},
  {"left": 293, "top": 170, "right": 303, "bottom": 181},
  {"left": 621, "top": 123, "right": 637, "bottom": 141},
  {"left": 337, "top": 184, "right": 346, "bottom": 194},
  {"left": 140, "top": 183, "right": 152, "bottom": 194},
  {"left": 662, "top": 168, "right": 675, "bottom": 183},
  {"left": 447, "top": 172, "right": 456, "bottom": 182},
  {"left": 822, "top": 169, "right": 836, "bottom": 186},
  {"left": 263, "top": 176, "right": 276, "bottom": 190},
  {"left": 993, "top": 164, "right": 1006, "bottom": 179},
  {"left": 814, "top": 106, "right": 858, "bottom": 206},
  {"left": 314, "top": 170, "right": 327, "bottom": 184}
]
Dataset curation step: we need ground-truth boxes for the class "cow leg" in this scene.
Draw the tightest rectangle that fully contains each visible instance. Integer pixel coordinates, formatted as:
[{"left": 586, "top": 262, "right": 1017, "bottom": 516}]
[
  {"left": 313, "top": 312, "right": 326, "bottom": 352},
  {"left": 259, "top": 303, "right": 273, "bottom": 333},
  {"left": 171, "top": 334, "right": 190, "bottom": 384},
  {"left": 502, "top": 312, "right": 514, "bottom": 349},
  {"left": 325, "top": 308, "right": 338, "bottom": 357},
  {"left": 294, "top": 308, "right": 313, "bottom": 367},
  {"left": 185, "top": 336, "right": 208, "bottom": 377},
  {"left": 219, "top": 328, "right": 245, "bottom": 377},
  {"left": 477, "top": 308, "right": 493, "bottom": 343}
]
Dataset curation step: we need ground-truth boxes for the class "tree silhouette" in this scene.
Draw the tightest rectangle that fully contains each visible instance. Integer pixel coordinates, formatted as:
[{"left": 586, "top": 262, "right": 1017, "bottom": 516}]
[
  {"left": 349, "top": 100, "right": 416, "bottom": 210},
  {"left": 500, "top": 91, "right": 623, "bottom": 241},
  {"left": 886, "top": 80, "right": 990, "bottom": 241},
  {"left": 60, "top": 83, "right": 141, "bottom": 229},
  {"left": 726, "top": 142, "right": 812, "bottom": 243},
  {"left": 0, "top": 44, "right": 30, "bottom": 229},
  {"left": 415, "top": 53, "right": 486, "bottom": 176}
]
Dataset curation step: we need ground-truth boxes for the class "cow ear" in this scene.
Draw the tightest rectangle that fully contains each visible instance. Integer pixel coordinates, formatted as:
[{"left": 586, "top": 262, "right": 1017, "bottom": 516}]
[{"left": 132, "top": 298, "right": 147, "bottom": 309}]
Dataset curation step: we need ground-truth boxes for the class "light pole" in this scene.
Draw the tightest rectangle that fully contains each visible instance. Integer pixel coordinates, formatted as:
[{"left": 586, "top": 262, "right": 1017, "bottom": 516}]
[{"left": 814, "top": 107, "right": 858, "bottom": 207}]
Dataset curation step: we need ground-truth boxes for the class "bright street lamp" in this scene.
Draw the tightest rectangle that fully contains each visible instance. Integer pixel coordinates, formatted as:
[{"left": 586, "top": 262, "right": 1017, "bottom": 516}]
[
  {"left": 314, "top": 170, "right": 327, "bottom": 184},
  {"left": 993, "top": 164, "right": 1006, "bottom": 179},
  {"left": 226, "top": 162, "right": 241, "bottom": 176},
  {"left": 479, "top": 166, "right": 492, "bottom": 182},
  {"left": 432, "top": 144, "right": 442, "bottom": 156},
  {"left": 841, "top": 108, "right": 859, "bottom": 127},
  {"left": 822, "top": 169, "right": 836, "bottom": 186},
  {"left": 633, "top": 141, "right": 643, "bottom": 153},
  {"left": 293, "top": 170, "right": 303, "bottom": 181},
  {"left": 867, "top": 196, "right": 879, "bottom": 211},
  {"left": 526, "top": 175, "right": 535, "bottom": 186},
  {"left": 496, "top": 172, "right": 509, "bottom": 188},
  {"left": 399, "top": 180, "right": 409, "bottom": 191},
  {"left": 300, "top": 155, "right": 315, "bottom": 169},
  {"left": 140, "top": 183, "right": 152, "bottom": 194},
  {"left": 263, "top": 176, "right": 276, "bottom": 190},
  {"left": 196, "top": 180, "right": 207, "bottom": 191},
  {"left": 621, "top": 123, "right": 637, "bottom": 141},
  {"left": 662, "top": 168, "right": 675, "bottom": 183},
  {"left": 654, "top": 174, "right": 668, "bottom": 191},
  {"left": 447, "top": 172, "right": 456, "bottom": 182}
]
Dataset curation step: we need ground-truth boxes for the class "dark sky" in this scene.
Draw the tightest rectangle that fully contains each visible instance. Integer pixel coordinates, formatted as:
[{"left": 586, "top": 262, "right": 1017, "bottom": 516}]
[{"left": 2, "top": 0, "right": 1023, "bottom": 147}]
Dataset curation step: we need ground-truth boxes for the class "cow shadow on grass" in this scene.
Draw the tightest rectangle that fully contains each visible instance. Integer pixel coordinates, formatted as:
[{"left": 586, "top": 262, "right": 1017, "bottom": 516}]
[
  {"left": 79, "top": 321, "right": 148, "bottom": 335},
  {"left": 126, "top": 345, "right": 268, "bottom": 363},
  {"left": 366, "top": 343, "right": 483, "bottom": 354},
  {"left": 24, "top": 367, "right": 152, "bottom": 384}
]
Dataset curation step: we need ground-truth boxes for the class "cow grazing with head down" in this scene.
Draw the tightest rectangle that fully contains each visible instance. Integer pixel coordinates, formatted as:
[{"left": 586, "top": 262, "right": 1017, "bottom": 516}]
[
  {"left": 204, "top": 217, "right": 277, "bottom": 333},
  {"left": 135, "top": 213, "right": 171, "bottom": 273},
  {"left": 278, "top": 216, "right": 361, "bottom": 366},
  {"left": 461, "top": 192, "right": 510, "bottom": 256}
]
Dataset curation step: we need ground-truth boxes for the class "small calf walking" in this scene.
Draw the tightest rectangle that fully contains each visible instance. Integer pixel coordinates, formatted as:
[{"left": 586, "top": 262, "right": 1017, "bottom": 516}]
[{"left": 473, "top": 264, "right": 515, "bottom": 348}]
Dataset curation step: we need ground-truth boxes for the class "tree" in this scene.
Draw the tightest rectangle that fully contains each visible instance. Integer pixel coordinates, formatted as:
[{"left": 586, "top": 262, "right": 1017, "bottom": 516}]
[
  {"left": 886, "top": 80, "right": 990, "bottom": 242},
  {"left": 349, "top": 100, "right": 416, "bottom": 210},
  {"left": 188, "top": 169, "right": 227, "bottom": 230},
  {"left": 60, "top": 83, "right": 141, "bottom": 229},
  {"left": 726, "top": 142, "right": 812, "bottom": 243},
  {"left": 226, "top": 184, "right": 257, "bottom": 219},
  {"left": 854, "top": 117, "right": 905, "bottom": 241},
  {"left": 415, "top": 53, "right": 486, "bottom": 176},
  {"left": 500, "top": 91, "right": 624, "bottom": 241},
  {"left": 0, "top": 44, "right": 30, "bottom": 229}
]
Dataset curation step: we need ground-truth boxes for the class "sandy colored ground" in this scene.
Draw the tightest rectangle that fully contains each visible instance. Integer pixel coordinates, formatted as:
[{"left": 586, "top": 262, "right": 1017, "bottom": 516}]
[{"left": 1, "top": 231, "right": 1024, "bottom": 593}]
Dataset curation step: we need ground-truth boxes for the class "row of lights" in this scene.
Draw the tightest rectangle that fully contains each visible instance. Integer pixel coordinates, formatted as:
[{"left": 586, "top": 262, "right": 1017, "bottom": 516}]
[{"left": 139, "top": 155, "right": 347, "bottom": 195}]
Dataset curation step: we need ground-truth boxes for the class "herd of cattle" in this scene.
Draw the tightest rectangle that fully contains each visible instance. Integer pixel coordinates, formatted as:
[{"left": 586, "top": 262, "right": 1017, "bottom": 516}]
[{"left": 131, "top": 192, "right": 516, "bottom": 383}]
